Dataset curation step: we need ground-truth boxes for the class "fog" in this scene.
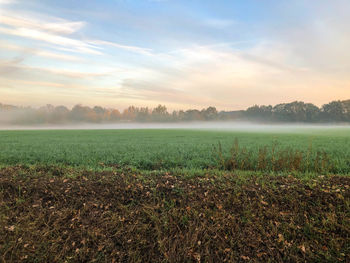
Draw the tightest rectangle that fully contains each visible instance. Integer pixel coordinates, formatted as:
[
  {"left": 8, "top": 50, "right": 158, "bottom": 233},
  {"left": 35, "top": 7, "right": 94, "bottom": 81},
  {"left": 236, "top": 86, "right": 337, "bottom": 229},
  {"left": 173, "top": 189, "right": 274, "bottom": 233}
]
[{"left": 0, "top": 121, "right": 349, "bottom": 133}]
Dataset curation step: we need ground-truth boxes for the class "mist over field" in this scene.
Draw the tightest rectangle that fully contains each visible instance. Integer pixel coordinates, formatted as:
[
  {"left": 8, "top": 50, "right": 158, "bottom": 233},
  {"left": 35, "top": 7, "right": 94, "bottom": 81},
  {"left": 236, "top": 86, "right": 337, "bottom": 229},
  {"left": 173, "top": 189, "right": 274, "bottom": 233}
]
[
  {"left": 1, "top": 99, "right": 349, "bottom": 128},
  {"left": 0, "top": 121, "right": 349, "bottom": 133}
]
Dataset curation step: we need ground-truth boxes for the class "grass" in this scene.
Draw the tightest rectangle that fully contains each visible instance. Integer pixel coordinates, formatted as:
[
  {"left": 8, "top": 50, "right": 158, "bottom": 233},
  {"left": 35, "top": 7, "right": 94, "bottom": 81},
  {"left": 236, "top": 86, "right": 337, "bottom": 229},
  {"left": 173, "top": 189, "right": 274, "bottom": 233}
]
[
  {"left": 214, "top": 139, "right": 339, "bottom": 173},
  {"left": 0, "top": 128, "right": 349, "bottom": 172},
  {"left": 0, "top": 165, "right": 349, "bottom": 262}
]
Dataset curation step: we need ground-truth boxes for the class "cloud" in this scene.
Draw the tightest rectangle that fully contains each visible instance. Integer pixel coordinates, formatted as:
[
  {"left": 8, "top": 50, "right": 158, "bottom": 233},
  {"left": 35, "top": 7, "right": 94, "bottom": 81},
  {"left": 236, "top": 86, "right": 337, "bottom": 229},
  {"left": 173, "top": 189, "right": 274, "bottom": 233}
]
[
  {"left": 0, "top": 26, "right": 102, "bottom": 55},
  {"left": 0, "top": 56, "right": 116, "bottom": 87},
  {"left": 0, "top": 40, "right": 84, "bottom": 62},
  {"left": 88, "top": 40, "right": 154, "bottom": 56},
  {"left": 0, "top": 56, "right": 26, "bottom": 75},
  {"left": 0, "top": 11, "right": 156, "bottom": 56},
  {"left": 2, "top": 79, "right": 66, "bottom": 88},
  {"left": 110, "top": 38, "right": 350, "bottom": 109},
  {"left": 0, "top": 13, "right": 86, "bottom": 35},
  {"left": 0, "top": 0, "right": 15, "bottom": 4},
  {"left": 0, "top": 11, "right": 100, "bottom": 55},
  {"left": 121, "top": 79, "right": 181, "bottom": 96}
]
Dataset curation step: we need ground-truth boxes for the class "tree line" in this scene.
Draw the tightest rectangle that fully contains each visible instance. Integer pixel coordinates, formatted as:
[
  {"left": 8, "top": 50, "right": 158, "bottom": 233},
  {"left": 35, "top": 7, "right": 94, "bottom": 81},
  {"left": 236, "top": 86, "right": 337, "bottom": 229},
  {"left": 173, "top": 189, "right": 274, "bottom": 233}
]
[{"left": 0, "top": 99, "right": 349, "bottom": 125}]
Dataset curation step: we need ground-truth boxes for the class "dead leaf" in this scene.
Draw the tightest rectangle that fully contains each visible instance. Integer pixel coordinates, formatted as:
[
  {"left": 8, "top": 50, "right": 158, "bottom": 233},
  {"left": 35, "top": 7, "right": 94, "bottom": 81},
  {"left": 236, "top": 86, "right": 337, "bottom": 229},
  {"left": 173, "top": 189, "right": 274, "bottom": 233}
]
[
  {"left": 280, "top": 211, "right": 288, "bottom": 216},
  {"left": 257, "top": 252, "right": 266, "bottom": 257},
  {"left": 278, "top": 234, "right": 284, "bottom": 243},
  {"left": 6, "top": 225, "right": 15, "bottom": 232}
]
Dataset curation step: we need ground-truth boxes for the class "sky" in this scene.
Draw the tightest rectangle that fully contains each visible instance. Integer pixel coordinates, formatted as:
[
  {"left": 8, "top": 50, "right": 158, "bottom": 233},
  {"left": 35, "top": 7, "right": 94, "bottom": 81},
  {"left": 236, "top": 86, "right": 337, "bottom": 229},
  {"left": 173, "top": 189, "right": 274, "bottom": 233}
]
[{"left": 0, "top": 0, "right": 349, "bottom": 111}]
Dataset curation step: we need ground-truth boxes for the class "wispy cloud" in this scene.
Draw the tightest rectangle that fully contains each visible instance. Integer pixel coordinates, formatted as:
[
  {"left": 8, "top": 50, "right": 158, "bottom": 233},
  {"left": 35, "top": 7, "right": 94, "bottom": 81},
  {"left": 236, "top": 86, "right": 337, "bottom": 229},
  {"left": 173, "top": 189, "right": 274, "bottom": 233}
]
[
  {"left": 2, "top": 78, "right": 67, "bottom": 88},
  {"left": 0, "top": 58, "right": 115, "bottom": 80},
  {"left": 0, "top": 11, "right": 153, "bottom": 56},
  {"left": 110, "top": 38, "right": 350, "bottom": 109},
  {"left": 0, "top": 13, "right": 86, "bottom": 35},
  {"left": 0, "top": 11, "right": 100, "bottom": 55},
  {"left": 0, "top": 26, "right": 102, "bottom": 55},
  {"left": 0, "top": 0, "right": 16, "bottom": 4},
  {"left": 88, "top": 40, "right": 154, "bottom": 56},
  {"left": 0, "top": 40, "right": 84, "bottom": 62}
]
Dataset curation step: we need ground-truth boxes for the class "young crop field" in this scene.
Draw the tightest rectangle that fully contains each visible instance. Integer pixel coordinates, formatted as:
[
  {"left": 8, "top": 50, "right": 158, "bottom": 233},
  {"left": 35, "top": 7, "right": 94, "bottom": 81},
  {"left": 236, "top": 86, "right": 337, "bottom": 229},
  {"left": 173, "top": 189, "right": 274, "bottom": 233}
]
[
  {"left": 0, "top": 127, "right": 349, "bottom": 262},
  {"left": 0, "top": 128, "right": 349, "bottom": 173}
]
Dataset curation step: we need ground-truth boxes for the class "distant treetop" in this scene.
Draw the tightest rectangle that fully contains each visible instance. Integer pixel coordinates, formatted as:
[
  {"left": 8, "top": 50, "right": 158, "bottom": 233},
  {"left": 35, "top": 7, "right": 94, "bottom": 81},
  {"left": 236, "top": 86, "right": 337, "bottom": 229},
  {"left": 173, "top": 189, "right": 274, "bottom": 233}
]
[{"left": 0, "top": 100, "right": 349, "bottom": 125}]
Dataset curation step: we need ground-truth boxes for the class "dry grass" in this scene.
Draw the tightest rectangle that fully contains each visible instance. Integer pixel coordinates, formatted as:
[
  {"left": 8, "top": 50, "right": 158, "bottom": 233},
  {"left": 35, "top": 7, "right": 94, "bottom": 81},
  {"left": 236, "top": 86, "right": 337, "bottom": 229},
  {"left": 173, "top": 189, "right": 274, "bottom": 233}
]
[{"left": 213, "top": 139, "right": 336, "bottom": 173}]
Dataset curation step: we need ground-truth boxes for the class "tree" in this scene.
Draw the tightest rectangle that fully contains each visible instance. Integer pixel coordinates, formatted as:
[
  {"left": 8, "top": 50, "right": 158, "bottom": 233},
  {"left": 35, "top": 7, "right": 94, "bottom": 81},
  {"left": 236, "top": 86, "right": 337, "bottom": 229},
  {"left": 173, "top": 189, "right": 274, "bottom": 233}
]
[
  {"left": 0, "top": 99, "right": 349, "bottom": 124},
  {"left": 321, "top": 101, "right": 345, "bottom": 122},
  {"left": 341, "top": 100, "right": 350, "bottom": 121},
  {"left": 93, "top": 106, "right": 106, "bottom": 122},
  {"left": 136, "top": 107, "right": 151, "bottom": 122},
  {"left": 201, "top": 106, "right": 218, "bottom": 120},
  {"left": 304, "top": 103, "right": 320, "bottom": 122},
  {"left": 122, "top": 106, "right": 137, "bottom": 121},
  {"left": 152, "top": 105, "right": 169, "bottom": 122},
  {"left": 70, "top": 104, "right": 94, "bottom": 122},
  {"left": 245, "top": 105, "right": 272, "bottom": 121},
  {"left": 184, "top": 109, "right": 202, "bottom": 121},
  {"left": 110, "top": 109, "right": 121, "bottom": 121},
  {"left": 52, "top": 106, "right": 69, "bottom": 123}
]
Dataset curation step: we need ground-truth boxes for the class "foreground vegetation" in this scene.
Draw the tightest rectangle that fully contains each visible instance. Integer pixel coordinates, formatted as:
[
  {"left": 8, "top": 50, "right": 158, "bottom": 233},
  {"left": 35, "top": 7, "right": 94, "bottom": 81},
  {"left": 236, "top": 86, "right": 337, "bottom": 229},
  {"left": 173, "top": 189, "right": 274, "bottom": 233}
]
[
  {"left": 1, "top": 165, "right": 349, "bottom": 262},
  {"left": 0, "top": 129, "right": 349, "bottom": 173}
]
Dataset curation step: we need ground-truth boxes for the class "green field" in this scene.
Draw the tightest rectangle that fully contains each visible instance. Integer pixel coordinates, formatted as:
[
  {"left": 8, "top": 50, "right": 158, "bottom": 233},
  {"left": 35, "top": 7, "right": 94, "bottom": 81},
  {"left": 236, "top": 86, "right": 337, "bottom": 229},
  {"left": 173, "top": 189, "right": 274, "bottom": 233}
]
[{"left": 0, "top": 128, "right": 349, "bottom": 173}]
